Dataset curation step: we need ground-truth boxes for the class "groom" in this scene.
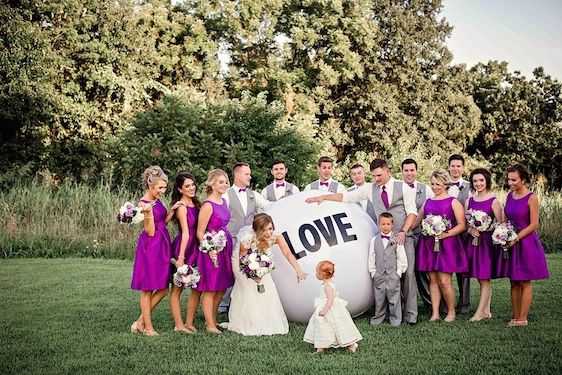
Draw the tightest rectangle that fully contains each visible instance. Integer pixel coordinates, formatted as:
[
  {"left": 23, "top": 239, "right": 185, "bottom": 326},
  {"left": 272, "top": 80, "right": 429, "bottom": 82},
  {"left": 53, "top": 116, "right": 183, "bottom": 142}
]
[{"left": 219, "top": 162, "right": 272, "bottom": 313}]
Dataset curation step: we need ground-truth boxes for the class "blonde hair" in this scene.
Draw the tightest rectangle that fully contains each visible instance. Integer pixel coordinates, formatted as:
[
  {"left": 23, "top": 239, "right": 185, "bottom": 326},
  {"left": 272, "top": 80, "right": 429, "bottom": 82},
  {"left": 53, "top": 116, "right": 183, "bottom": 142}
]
[
  {"left": 142, "top": 166, "right": 168, "bottom": 190},
  {"left": 317, "top": 260, "right": 335, "bottom": 280},
  {"left": 204, "top": 169, "right": 229, "bottom": 195},
  {"left": 430, "top": 169, "right": 451, "bottom": 188}
]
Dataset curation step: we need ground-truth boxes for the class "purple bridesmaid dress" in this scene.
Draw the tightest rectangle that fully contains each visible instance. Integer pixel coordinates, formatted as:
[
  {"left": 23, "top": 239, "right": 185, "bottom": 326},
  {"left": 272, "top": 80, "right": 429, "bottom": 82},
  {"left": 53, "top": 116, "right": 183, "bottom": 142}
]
[
  {"left": 466, "top": 197, "right": 508, "bottom": 279},
  {"left": 504, "top": 192, "right": 549, "bottom": 281},
  {"left": 171, "top": 205, "right": 200, "bottom": 266},
  {"left": 131, "top": 199, "right": 172, "bottom": 291},
  {"left": 416, "top": 197, "right": 469, "bottom": 273},
  {"left": 196, "top": 199, "right": 234, "bottom": 291}
]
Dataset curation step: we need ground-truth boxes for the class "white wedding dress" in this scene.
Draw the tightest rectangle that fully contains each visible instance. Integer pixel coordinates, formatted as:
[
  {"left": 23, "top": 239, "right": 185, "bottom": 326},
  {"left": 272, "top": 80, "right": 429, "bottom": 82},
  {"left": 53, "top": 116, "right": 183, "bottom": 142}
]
[{"left": 224, "top": 228, "right": 290, "bottom": 336}]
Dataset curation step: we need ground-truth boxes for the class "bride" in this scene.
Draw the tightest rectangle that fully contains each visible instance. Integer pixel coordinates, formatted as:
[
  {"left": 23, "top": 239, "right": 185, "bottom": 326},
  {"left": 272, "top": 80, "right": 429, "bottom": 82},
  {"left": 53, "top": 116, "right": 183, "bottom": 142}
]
[{"left": 222, "top": 213, "right": 307, "bottom": 335}]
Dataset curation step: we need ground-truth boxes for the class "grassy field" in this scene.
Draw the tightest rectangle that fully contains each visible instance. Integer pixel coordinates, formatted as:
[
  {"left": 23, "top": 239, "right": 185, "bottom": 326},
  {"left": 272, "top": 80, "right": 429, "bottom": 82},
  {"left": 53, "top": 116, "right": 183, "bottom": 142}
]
[
  {"left": 1, "top": 181, "right": 561, "bottom": 260},
  {"left": 1, "top": 256, "right": 561, "bottom": 375}
]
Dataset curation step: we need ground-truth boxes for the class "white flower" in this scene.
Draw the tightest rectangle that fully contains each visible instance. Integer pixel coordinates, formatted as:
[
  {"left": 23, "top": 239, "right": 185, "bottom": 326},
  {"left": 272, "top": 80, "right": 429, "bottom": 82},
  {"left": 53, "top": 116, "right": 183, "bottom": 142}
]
[{"left": 249, "top": 260, "right": 260, "bottom": 271}]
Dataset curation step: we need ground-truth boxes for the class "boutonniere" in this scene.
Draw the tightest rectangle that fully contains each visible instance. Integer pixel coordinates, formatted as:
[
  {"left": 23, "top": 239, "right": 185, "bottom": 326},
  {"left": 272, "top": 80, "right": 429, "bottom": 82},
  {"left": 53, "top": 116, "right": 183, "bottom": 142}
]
[
  {"left": 459, "top": 185, "right": 465, "bottom": 192},
  {"left": 389, "top": 240, "right": 396, "bottom": 247},
  {"left": 416, "top": 189, "right": 422, "bottom": 197}
]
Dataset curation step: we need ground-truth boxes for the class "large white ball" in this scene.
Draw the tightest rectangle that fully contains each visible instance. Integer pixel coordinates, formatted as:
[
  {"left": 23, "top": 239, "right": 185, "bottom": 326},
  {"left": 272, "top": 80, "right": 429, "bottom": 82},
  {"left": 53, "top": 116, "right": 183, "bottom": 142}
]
[{"left": 267, "top": 190, "right": 378, "bottom": 323}]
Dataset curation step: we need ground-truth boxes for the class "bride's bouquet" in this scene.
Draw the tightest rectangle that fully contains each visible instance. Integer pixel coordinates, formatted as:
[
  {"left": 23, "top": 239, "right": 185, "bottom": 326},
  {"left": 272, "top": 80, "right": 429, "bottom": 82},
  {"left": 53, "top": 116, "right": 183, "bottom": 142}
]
[
  {"left": 421, "top": 214, "right": 451, "bottom": 253},
  {"left": 492, "top": 222, "right": 518, "bottom": 260},
  {"left": 199, "top": 230, "right": 227, "bottom": 268},
  {"left": 465, "top": 209, "right": 494, "bottom": 246},
  {"left": 239, "top": 248, "right": 275, "bottom": 293},
  {"left": 116, "top": 201, "right": 145, "bottom": 224},
  {"left": 170, "top": 258, "right": 201, "bottom": 289}
]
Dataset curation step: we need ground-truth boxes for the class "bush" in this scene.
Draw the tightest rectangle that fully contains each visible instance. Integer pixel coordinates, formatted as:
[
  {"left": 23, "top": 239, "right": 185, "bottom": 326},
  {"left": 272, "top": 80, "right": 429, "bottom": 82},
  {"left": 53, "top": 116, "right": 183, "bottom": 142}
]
[{"left": 110, "top": 91, "right": 319, "bottom": 190}]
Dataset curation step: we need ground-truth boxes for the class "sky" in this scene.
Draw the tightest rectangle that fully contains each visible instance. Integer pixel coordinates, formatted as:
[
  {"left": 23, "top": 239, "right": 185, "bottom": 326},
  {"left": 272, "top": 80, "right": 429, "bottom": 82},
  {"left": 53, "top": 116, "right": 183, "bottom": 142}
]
[{"left": 441, "top": 0, "right": 562, "bottom": 80}]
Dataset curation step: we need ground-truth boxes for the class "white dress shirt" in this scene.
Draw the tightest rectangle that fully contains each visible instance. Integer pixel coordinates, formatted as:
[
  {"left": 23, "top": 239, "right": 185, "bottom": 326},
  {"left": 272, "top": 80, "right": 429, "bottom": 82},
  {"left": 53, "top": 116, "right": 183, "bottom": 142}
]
[
  {"left": 447, "top": 178, "right": 471, "bottom": 199},
  {"left": 222, "top": 184, "right": 271, "bottom": 215},
  {"left": 348, "top": 183, "right": 372, "bottom": 210},
  {"left": 260, "top": 180, "right": 300, "bottom": 201},
  {"left": 304, "top": 178, "right": 346, "bottom": 193},
  {"left": 368, "top": 232, "right": 408, "bottom": 278},
  {"left": 343, "top": 177, "right": 418, "bottom": 216}
]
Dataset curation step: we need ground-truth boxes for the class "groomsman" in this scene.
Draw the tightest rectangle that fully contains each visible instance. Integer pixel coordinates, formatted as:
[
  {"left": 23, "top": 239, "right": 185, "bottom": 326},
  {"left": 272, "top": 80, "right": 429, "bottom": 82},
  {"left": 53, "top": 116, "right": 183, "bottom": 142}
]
[
  {"left": 447, "top": 154, "right": 471, "bottom": 314},
  {"left": 401, "top": 158, "right": 434, "bottom": 308},
  {"left": 304, "top": 156, "right": 346, "bottom": 193},
  {"left": 305, "top": 159, "right": 419, "bottom": 324},
  {"left": 219, "top": 162, "right": 272, "bottom": 313},
  {"left": 347, "top": 164, "right": 377, "bottom": 223},
  {"left": 261, "top": 159, "right": 300, "bottom": 202}
]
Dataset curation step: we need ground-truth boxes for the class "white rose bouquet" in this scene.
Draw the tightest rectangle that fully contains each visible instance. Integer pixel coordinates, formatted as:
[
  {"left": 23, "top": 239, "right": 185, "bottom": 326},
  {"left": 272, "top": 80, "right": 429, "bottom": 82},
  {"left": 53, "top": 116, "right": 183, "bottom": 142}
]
[
  {"left": 239, "top": 248, "right": 275, "bottom": 293},
  {"left": 421, "top": 214, "right": 452, "bottom": 253},
  {"left": 465, "top": 209, "right": 494, "bottom": 246},
  {"left": 199, "top": 230, "right": 227, "bottom": 268},
  {"left": 170, "top": 258, "right": 201, "bottom": 289},
  {"left": 492, "top": 222, "right": 518, "bottom": 260},
  {"left": 116, "top": 202, "right": 145, "bottom": 224}
]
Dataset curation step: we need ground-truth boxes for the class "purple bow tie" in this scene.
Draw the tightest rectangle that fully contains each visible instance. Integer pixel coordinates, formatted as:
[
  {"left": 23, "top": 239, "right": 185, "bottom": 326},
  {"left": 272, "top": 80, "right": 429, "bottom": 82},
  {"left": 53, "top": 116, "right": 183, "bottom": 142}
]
[
  {"left": 451, "top": 181, "right": 460, "bottom": 187},
  {"left": 319, "top": 181, "right": 329, "bottom": 187},
  {"left": 407, "top": 183, "right": 415, "bottom": 189},
  {"left": 238, "top": 188, "right": 246, "bottom": 193},
  {"left": 276, "top": 182, "right": 285, "bottom": 188},
  {"left": 381, "top": 234, "right": 392, "bottom": 240}
]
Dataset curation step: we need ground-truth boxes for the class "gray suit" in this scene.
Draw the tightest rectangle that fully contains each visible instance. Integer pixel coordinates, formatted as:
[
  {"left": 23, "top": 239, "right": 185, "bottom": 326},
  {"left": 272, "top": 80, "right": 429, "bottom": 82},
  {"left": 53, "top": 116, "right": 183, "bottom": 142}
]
[
  {"left": 369, "top": 236, "right": 403, "bottom": 326},
  {"left": 219, "top": 187, "right": 258, "bottom": 312},
  {"left": 371, "top": 181, "right": 417, "bottom": 323},
  {"left": 412, "top": 182, "right": 431, "bottom": 308}
]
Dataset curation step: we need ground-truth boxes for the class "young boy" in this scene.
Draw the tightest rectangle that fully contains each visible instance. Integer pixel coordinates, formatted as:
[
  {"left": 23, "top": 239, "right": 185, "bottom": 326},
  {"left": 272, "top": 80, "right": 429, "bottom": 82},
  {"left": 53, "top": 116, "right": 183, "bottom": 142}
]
[{"left": 368, "top": 212, "right": 408, "bottom": 327}]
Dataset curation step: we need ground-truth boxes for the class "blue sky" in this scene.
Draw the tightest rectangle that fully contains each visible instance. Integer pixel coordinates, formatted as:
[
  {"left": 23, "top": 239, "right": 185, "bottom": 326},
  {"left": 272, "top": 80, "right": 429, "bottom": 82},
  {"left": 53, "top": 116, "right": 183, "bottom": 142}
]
[{"left": 441, "top": 0, "right": 562, "bottom": 80}]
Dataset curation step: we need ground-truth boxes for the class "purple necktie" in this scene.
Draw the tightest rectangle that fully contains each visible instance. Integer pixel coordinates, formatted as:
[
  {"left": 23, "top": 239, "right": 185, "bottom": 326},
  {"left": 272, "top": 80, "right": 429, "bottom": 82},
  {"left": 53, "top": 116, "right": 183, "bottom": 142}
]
[
  {"left": 238, "top": 188, "right": 246, "bottom": 193},
  {"left": 407, "top": 183, "right": 415, "bottom": 189},
  {"left": 275, "top": 182, "right": 285, "bottom": 188},
  {"left": 319, "top": 181, "right": 329, "bottom": 187},
  {"left": 381, "top": 234, "right": 391, "bottom": 240},
  {"left": 381, "top": 185, "right": 390, "bottom": 209},
  {"left": 451, "top": 181, "right": 460, "bottom": 187}
]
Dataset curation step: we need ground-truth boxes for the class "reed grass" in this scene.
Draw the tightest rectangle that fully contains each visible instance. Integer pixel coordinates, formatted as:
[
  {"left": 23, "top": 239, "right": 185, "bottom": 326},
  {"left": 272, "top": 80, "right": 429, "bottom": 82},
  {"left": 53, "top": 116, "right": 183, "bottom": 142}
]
[{"left": 0, "top": 180, "right": 560, "bottom": 259}]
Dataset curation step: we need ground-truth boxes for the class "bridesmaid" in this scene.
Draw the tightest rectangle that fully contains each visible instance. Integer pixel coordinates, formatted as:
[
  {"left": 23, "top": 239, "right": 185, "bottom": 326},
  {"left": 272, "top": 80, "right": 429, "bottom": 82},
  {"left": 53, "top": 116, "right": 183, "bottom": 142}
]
[
  {"left": 168, "top": 172, "right": 201, "bottom": 334},
  {"left": 504, "top": 164, "right": 549, "bottom": 327},
  {"left": 196, "top": 169, "right": 235, "bottom": 333},
  {"left": 130, "top": 166, "right": 172, "bottom": 336},
  {"left": 413, "top": 169, "right": 468, "bottom": 323},
  {"left": 465, "top": 168, "right": 505, "bottom": 322}
]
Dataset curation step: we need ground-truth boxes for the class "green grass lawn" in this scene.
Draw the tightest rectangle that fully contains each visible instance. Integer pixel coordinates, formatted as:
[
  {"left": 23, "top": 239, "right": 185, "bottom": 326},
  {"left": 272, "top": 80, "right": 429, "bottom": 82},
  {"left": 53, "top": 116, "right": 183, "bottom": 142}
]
[{"left": 1, "top": 256, "right": 561, "bottom": 375}]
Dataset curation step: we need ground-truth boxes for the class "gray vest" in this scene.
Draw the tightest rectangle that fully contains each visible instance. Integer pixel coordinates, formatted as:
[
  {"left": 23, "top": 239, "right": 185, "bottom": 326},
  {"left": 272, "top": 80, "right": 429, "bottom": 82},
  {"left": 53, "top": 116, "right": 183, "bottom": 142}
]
[
  {"left": 373, "top": 236, "right": 398, "bottom": 274},
  {"left": 371, "top": 180, "right": 407, "bottom": 233},
  {"left": 413, "top": 182, "right": 428, "bottom": 235},
  {"left": 226, "top": 188, "right": 256, "bottom": 238},
  {"left": 457, "top": 181, "right": 471, "bottom": 205},
  {"left": 265, "top": 182, "right": 296, "bottom": 202},
  {"left": 310, "top": 180, "right": 341, "bottom": 193}
]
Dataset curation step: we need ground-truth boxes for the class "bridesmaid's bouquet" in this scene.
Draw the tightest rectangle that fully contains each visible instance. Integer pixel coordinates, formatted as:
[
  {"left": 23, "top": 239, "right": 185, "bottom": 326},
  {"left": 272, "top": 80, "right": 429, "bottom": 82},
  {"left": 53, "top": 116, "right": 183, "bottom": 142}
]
[
  {"left": 170, "top": 258, "right": 201, "bottom": 289},
  {"left": 239, "top": 248, "right": 275, "bottom": 293},
  {"left": 199, "top": 230, "right": 227, "bottom": 268},
  {"left": 117, "top": 202, "right": 145, "bottom": 224},
  {"left": 492, "top": 222, "right": 518, "bottom": 260},
  {"left": 465, "top": 209, "right": 494, "bottom": 246},
  {"left": 421, "top": 214, "right": 451, "bottom": 253}
]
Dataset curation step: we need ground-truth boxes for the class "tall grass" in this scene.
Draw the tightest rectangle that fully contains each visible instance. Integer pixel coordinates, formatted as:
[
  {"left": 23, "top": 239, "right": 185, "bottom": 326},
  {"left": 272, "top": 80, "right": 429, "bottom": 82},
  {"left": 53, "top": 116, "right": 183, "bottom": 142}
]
[
  {"left": 0, "top": 180, "right": 177, "bottom": 259},
  {"left": 1, "top": 180, "right": 560, "bottom": 259}
]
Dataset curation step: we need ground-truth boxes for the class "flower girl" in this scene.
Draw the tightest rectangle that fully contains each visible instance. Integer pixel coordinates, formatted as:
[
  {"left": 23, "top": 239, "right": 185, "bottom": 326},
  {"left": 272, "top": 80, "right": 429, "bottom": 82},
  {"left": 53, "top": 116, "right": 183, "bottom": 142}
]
[{"left": 303, "top": 261, "right": 362, "bottom": 354}]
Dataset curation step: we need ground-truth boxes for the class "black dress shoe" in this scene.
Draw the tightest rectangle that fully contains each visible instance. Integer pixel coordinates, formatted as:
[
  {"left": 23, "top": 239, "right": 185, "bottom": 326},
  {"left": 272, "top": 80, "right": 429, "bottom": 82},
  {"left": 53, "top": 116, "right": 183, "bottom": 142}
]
[{"left": 407, "top": 321, "right": 417, "bottom": 326}]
